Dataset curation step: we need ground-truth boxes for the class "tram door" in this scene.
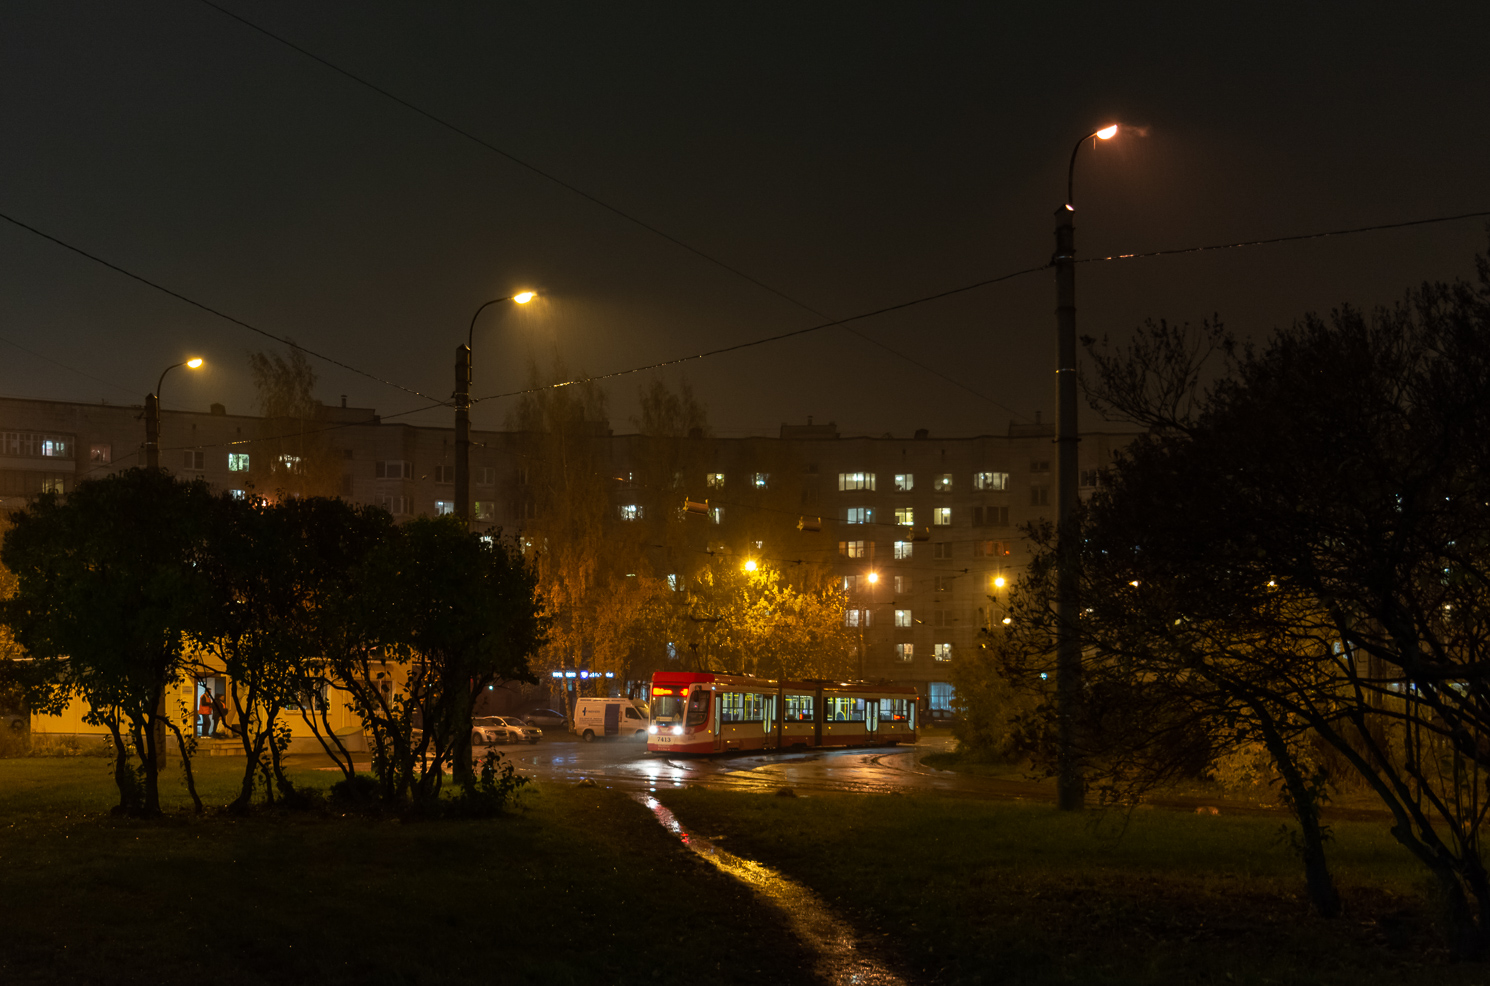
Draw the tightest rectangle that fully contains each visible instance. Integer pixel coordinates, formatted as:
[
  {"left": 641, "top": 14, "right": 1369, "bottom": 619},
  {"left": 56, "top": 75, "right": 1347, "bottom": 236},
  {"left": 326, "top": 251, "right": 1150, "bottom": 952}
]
[{"left": 866, "top": 700, "right": 878, "bottom": 734}]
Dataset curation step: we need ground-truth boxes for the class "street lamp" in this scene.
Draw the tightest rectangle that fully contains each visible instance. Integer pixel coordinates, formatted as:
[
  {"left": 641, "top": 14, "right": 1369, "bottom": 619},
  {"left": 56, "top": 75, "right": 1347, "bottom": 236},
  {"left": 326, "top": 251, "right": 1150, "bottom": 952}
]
[
  {"left": 456, "top": 291, "right": 536, "bottom": 526},
  {"left": 145, "top": 358, "right": 204, "bottom": 469},
  {"left": 1054, "top": 123, "right": 1118, "bottom": 812}
]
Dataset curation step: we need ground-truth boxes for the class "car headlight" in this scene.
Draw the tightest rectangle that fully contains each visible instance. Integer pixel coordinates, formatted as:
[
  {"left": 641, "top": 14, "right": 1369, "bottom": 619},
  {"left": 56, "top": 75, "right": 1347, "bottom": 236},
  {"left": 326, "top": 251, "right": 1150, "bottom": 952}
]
[{"left": 648, "top": 724, "right": 658, "bottom": 734}]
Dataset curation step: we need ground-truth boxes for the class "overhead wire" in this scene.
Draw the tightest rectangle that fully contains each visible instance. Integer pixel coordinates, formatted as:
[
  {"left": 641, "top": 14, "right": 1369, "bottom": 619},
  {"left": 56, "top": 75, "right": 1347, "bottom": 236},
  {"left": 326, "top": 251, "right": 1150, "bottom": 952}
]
[
  {"left": 192, "top": 0, "right": 1034, "bottom": 421},
  {"left": 0, "top": 208, "right": 449, "bottom": 407}
]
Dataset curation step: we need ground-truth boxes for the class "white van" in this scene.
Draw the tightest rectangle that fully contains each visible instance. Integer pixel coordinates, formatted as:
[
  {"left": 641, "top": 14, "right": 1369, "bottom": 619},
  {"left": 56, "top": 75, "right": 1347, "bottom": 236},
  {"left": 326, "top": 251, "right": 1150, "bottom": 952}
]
[{"left": 573, "top": 698, "right": 650, "bottom": 741}]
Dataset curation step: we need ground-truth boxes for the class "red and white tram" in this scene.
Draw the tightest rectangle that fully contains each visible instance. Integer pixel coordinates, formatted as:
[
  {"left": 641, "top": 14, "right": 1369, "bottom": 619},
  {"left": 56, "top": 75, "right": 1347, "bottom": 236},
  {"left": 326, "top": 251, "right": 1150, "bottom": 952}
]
[{"left": 645, "top": 671, "right": 917, "bottom": 754}]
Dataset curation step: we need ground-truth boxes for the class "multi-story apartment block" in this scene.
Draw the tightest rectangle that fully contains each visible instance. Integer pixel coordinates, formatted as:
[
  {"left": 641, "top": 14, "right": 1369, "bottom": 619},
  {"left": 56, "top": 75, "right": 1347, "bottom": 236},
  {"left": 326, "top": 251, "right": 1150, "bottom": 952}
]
[{"left": 0, "top": 396, "right": 1132, "bottom": 711}]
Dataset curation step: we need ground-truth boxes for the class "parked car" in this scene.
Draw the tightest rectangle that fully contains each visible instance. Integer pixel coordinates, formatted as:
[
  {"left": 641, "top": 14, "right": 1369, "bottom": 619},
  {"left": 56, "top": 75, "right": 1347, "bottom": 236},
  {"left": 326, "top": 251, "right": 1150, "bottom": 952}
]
[
  {"left": 922, "top": 708, "right": 961, "bottom": 729},
  {"left": 471, "top": 717, "right": 525, "bottom": 745},
  {"left": 523, "top": 708, "right": 568, "bottom": 729},
  {"left": 499, "top": 716, "right": 543, "bottom": 744}
]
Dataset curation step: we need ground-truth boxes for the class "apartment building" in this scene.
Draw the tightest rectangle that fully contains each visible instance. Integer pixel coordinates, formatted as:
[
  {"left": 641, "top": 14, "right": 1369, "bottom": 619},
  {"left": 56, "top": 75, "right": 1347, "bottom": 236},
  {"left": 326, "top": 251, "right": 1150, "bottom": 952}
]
[{"left": 0, "top": 395, "right": 1132, "bottom": 710}]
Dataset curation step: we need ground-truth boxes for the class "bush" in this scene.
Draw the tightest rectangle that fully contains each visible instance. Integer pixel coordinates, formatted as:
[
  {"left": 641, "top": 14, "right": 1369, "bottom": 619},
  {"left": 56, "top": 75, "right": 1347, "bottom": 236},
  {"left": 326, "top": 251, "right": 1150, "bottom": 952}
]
[{"left": 449, "top": 750, "right": 530, "bottom": 818}]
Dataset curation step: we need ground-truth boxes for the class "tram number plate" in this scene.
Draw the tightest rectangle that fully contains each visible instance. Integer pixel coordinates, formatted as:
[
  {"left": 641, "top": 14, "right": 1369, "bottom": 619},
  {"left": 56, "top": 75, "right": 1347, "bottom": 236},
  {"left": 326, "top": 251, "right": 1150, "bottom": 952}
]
[{"left": 655, "top": 736, "right": 672, "bottom": 743}]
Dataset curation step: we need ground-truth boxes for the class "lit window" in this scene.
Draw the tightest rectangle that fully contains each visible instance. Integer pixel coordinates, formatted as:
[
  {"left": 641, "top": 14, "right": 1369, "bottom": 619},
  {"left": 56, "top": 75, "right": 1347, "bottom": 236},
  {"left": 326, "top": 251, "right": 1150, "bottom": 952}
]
[
  {"left": 752, "top": 473, "right": 769, "bottom": 488},
  {"left": 974, "top": 471, "right": 1008, "bottom": 490},
  {"left": 277, "top": 454, "right": 301, "bottom": 474},
  {"left": 895, "top": 643, "right": 914, "bottom": 662},
  {"left": 894, "top": 473, "right": 913, "bottom": 492},
  {"left": 435, "top": 500, "right": 454, "bottom": 516},
  {"left": 474, "top": 501, "right": 495, "bottom": 522},
  {"left": 844, "top": 609, "right": 872, "bottom": 628},
  {"left": 934, "top": 474, "right": 953, "bottom": 493},
  {"left": 933, "top": 507, "right": 951, "bottom": 526},
  {"left": 228, "top": 453, "right": 249, "bottom": 472},
  {"left": 709, "top": 506, "right": 724, "bottom": 524},
  {"left": 841, "top": 575, "right": 859, "bottom": 592},
  {"left": 894, "top": 541, "right": 912, "bottom": 560},
  {"left": 40, "top": 436, "right": 69, "bottom": 457},
  {"left": 619, "top": 504, "right": 643, "bottom": 521},
  {"left": 838, "top": 472, "right": 876, "bottom": 492},
  {"left": 839, "top": 540, "right": 867, "bottom": 558},
  {"left": 893, "top": 575, "right": 907, "bottom": 593},
  {"left": 845, "top": 507, "right": 872, "bottom": 524},
  {"left": 895, "top": 609, "right": 912, "bottom": 628},
  {"left": 707, "top": 473, "right": 725, "bottom": 488},
  {"left": 895, "top": 506, "right": 914, "bottom": 526},
  {"left": 40, "top": 476, "right": 65, "bottom": 494},
  {"left": 974, "top": 540, "right": 1011, "bottom": 557},
  {"left": 90, "top": 443, "right": 112, "bottom": 465},
  {"left": 229, "top": 489, "right": 246, "bottom": 500},
  {"left": 435, "top": 465, "right": 454, "bottom": 484},
  {"left": 667, "top": 574, "right": 680, "bottom": 591},
  {"left": 934, "top": 643, "right": 953, "bottom": 662}
]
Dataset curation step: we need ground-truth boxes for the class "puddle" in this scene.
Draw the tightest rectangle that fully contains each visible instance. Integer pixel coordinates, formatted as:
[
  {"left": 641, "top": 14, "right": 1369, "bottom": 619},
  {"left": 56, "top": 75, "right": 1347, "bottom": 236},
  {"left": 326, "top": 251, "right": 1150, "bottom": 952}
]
[{"left": 638, "top": 794, "right": 907, "bottom": 986}]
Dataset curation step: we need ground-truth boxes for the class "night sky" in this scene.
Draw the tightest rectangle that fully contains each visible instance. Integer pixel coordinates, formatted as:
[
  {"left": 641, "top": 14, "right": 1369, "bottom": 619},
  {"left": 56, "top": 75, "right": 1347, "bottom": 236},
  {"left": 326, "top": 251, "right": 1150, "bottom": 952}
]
[{"left": 2, "top": 2, "right": 1486, "bottom": 438}]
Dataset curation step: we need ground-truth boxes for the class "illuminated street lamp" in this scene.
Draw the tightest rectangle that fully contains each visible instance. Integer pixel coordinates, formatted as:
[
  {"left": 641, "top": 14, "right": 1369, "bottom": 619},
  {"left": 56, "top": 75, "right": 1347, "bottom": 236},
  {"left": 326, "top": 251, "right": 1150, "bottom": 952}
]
[
  {"left": 743, "top": 558, "right": 759, "bottom": 572},
  {"left": 456, "top": 291, "right": 536, "bottom": 526},
  {"left": 146, "top": 357, "right": 204, "bottom": 469},
  {"left": 1054, "top": 123, "right": 1118, "bottom": 812}
]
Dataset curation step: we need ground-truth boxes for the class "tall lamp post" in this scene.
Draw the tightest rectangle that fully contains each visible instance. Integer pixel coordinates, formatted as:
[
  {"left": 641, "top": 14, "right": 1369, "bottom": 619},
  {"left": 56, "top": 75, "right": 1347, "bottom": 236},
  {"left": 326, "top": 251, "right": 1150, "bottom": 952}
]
[
  {"left": 456, "top": 291, "right": 535, "bottom": 527},
  {"left": 145, "top": 358, "right": 204, "bottom": 469},
  {"left": 1054, "top": 123, "right": 1117, "bottom": 812}
]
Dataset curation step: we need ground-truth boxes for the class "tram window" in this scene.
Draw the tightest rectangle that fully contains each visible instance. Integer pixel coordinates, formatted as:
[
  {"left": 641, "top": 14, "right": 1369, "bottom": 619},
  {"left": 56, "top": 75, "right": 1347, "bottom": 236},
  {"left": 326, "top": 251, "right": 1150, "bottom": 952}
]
[
  {"left": 825, "top": 697, "right": 867, "bottom": 722},
  {"left": 651, "top": 692, "right": 685, "bottom": 719},
  {"left": 879, "top": 698, "right": 910, "bottom": 722},
  {"left": 720, "top": 692, "right": 745, "bottom": 723},
  {"left": 785, "top": 694, "right": 814, "bottom": 721},
  {"left": 744, "top": 693, "right": 764, "bottom": 721},
  {"left": 687, "top": 690, "right": 711, "bottom": 727}
]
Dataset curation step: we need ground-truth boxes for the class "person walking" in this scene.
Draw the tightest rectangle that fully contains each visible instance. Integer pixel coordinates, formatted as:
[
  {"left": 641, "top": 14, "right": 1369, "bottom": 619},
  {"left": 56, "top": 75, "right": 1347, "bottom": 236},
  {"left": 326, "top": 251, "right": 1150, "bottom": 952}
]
[{"left": 197, "top": 687, "right": 215, "bottom": 737}]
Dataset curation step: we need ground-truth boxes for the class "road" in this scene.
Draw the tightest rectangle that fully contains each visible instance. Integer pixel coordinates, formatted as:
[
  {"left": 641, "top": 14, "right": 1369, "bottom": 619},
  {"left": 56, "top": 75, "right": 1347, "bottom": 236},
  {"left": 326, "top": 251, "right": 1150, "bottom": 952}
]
[
  {"left": 508, "top": 731, "right": 1051, "bottom": 800},
  {"left": 503, "top": 731, "right": 1391, "bottom": 821}
]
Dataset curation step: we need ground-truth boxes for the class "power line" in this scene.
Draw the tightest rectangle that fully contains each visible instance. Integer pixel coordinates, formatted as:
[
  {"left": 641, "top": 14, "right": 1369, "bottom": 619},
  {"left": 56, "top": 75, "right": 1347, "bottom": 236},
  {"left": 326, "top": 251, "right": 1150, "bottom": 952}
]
[
  {"left": 0, "top": 208, "right": 448, "bottom": 406},
  {"left": 1078, "top": 209, "right": 1490, "bottom": 265},
  {"left": 475, "top": 207, "right": 1490, "bottom": 403},
  {"left": 473, "top": 264, "right": 1050, "bottom": 403},
  {"left": 193, "top": 0, "right": 1033, "bottom": 421}
]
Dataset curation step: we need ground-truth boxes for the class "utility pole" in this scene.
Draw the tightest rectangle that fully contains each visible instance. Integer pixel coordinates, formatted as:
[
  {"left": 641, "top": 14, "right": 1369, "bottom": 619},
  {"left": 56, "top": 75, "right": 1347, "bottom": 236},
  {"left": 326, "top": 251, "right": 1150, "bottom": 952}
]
[
  {"left": 1053, "top": 123, "right": 1117, "bottom": 812},
  {"left": 145, "top": 392, "right": 160, "bottom": 469},
  {"left": 1054, "top": 204, "right": 1083, "bottom": 812},
  {"left": 454, "top": 344, "right": 472, "bottom": 526}
]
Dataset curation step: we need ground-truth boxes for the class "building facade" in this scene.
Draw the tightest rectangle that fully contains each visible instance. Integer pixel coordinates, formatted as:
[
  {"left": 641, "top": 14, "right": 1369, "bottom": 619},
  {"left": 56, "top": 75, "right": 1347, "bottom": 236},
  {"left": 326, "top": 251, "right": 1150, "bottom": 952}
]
[{"left": 1, "top": 395, "right": 1132, "bottom": 730}]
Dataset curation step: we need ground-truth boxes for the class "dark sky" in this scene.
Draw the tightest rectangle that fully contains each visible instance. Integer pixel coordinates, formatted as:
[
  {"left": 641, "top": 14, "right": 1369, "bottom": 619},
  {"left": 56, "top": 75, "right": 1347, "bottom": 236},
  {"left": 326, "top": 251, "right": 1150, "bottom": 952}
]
[{"left": 2, "top": 1, "right": 1487, "bottom": 438}]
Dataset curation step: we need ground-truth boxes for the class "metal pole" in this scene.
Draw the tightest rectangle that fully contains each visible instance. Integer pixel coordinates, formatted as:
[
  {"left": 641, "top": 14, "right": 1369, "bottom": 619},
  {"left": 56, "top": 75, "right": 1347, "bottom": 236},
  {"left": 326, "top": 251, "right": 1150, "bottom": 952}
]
[
  {"left": 455, "top": 344, "right": 471, "bottom": 526},
  {"left": 145, "top": 393, "right": 160, "bottom": 470},
  {"left": 1054, "top": 206, "right": 1083, "bottom": 811}
]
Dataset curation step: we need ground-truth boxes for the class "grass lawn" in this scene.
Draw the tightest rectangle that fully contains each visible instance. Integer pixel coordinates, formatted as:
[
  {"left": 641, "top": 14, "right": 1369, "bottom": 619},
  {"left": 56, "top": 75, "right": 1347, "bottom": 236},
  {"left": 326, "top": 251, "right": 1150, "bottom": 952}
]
[
  {"left": 0, "top": 757, "right": 813, "bottom": 986},
  {"left": 662, "top": 787, "right": 1472, "bottom": 986}
]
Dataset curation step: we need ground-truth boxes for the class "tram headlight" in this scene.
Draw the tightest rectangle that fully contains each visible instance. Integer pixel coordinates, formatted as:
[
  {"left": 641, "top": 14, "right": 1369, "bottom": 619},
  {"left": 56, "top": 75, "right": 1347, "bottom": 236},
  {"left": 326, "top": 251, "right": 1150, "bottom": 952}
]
[
  {"left": 648, "top": 724, "right": 658, "bottom": 735},
  {"left": 672, "top": 726, "right": 684, "bottom": 736}
]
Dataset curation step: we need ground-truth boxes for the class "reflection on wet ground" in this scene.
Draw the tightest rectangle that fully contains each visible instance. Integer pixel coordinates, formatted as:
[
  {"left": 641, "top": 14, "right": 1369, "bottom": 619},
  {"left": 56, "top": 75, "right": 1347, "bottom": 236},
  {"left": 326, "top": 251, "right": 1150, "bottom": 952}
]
[{"left": 640, "top": 794, "right": 907, "bottom": 986}]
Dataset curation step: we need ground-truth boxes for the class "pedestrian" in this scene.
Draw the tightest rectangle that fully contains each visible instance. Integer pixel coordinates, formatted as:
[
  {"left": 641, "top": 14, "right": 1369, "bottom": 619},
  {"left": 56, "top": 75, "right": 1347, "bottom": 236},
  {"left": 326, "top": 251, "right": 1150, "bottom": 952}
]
[
  {"left": 197, "top": 687, "right": 215, "bottom": 736},
  {"left": 211, "top": 692, "right": 230, "bottom": 738}
]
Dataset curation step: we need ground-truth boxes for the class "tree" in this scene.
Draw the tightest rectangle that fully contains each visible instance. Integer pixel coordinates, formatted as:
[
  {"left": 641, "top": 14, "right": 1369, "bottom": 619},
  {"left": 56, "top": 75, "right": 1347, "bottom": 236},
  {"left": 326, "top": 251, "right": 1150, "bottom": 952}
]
[
  {"left": 1, "top": 469, "right": 215, "bottom": 815},
  {"left": 328, "top": 516, "right": 546, "bottom": 804},
  {"left": 992, "top": 249, "right": 1490, "bottom": 950},
  {"left": 246, "top": 344, "right": 341, "bottom": 498}
]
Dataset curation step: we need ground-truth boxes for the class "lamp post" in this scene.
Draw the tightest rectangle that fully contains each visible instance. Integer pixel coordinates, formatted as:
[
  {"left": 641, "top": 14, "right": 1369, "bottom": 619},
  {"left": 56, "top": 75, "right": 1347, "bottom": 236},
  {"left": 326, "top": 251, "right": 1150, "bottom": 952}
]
[
  {"left": 145, "top": 358, "right": 204, "bottom": 469},
  {"left": 1054, "top": 124, "right": 1117, "bottom": 812},
  {"left": 456, "top": 292, "right": 535, "bottom": 527}
]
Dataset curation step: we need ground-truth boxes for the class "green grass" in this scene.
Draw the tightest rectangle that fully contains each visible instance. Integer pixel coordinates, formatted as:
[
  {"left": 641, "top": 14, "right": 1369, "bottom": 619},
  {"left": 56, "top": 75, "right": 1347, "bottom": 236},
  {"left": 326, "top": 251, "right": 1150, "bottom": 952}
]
[
  {"left": 661, "top": 788, "right": 1467, "bottom": 986},
  {"left": 0, "top": 758, "right": 812, "bottom": 986}
]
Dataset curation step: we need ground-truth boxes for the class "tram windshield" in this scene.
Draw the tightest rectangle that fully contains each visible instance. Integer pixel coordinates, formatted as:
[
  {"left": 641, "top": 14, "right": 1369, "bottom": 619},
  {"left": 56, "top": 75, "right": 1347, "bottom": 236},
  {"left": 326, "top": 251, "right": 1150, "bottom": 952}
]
[
  {"left": 651, "top": 689, "right": 685, "bottom": 720},
  {"left": 686, "top": 689, "right": 711, "bottom": 727}
]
